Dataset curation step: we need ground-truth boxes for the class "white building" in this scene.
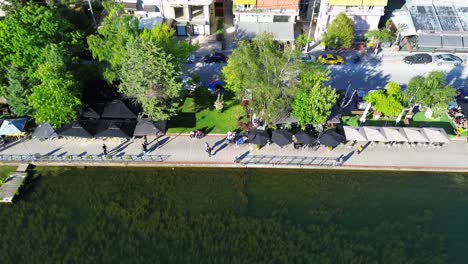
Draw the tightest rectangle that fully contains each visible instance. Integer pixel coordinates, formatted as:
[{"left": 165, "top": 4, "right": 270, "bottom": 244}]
[
  {"left": 121, "top": 0, "right": 215, "bottom": 36},
  {"left": 314, "top": 0, "right": 388, "bottom": 40},
  {"left": 233, "top": 0, "right": 300, "bottom": 42}
]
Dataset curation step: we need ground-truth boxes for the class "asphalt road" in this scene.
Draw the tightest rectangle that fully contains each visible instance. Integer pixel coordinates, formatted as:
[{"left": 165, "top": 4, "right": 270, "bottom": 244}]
[
  {"left": 184, "top": 51, "right": 468, "bottom": 92},
  {"left": 327, "top": 53, "right": 468, "bottom": 92}
]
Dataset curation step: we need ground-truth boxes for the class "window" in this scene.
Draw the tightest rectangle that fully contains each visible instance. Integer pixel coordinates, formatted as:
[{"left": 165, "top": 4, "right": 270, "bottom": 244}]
[
  {"left": 174, "top": 7, "right": 185, "bottom": 19},
  {"left": 273, "top": 16, "right": 289, "bottom": 23},
  {"left": 191, "top": 6, "right": 204, "bottom": 20}
]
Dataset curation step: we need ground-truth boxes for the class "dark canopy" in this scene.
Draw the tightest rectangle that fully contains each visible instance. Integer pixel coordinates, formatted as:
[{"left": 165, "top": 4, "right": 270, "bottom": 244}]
[
  {"left": 271, "top": 129, "right": 293, "bottom": 147},
  {"left": 94, "top": 120, "right": 135, "bottom": 138},
  {"left": 133, "top": 118, "right": 166, "bottom": 137},
  {"left": 294, "top": 131, "right": 317, "bottom": 145},
  {"left": 101, "top": 100, "right": 137, "bottom": 119},
  {"left": 248, "top": 129, "right": 270, "bottom": 146},
  {"left": 80, "top": 107, "right": 100, "bottom": 119},
  {"left": 59, "top": 121, "right": 93, "bottom": 138},
  {"left": 32, "top": 123, "right": 58, "bottom": 139},
  {"left": 319, "top": 130, "right": 344, "bottom": 148}
]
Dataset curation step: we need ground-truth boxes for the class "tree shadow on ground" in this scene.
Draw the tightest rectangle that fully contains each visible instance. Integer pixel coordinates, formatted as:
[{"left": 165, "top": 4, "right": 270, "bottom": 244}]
[
  {"left": 167, "top": 113, "right": 196, "bottom": 129},
  {"left": 328, "top": 59, "right": 391, "bottom": 91}
]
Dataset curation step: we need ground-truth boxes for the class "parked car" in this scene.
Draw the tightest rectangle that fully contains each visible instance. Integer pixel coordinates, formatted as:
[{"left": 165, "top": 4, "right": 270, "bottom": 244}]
[
  {"left": 317, "top": 54, "right": 344, "bottom": 65},
  {"left": 356, "top": 89, "right": 367, "bottom": 110},
  {"left": 403, "top": 53, "right": 432, "bottom": 65},
  {"left": 434, "top": 54, "right": 463, "bottom": 66},
  {"left": 203, "top": 52, "right": 227, "bottom": 63},
  {"left": 186, "top": 54, "right": 196, "bottom": 64},
  {"left": 301, "top": 54, "right": 316, "bottom": 63},
  {"left": 181, "top": 76, "right": 198, "bottom": 91}
]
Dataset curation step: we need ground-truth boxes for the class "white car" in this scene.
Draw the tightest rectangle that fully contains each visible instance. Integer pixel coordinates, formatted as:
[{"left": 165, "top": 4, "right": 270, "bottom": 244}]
[
  {"left": 434, "top": 54, "right": 463, "bottom": 66},
  {"left": 181, "top": 76, "right": 198, "bottom": 91}
]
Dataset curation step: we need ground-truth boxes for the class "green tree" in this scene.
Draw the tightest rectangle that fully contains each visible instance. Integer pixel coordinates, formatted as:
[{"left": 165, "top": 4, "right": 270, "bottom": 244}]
[
  {"left": 296, "top": 33, "right": 313, "bottom": 51},
  {"left": 5, "top": 66, "right": 32, "bottom": 116},
  {"left": 87, "top": 1, "right": 139, "bottom": 82},
  {"left": 322, "top": 13, "right": 354, "bottom": 49},
  {"left": 404, "top": 71, "right": 455, "bottom": 117},
  {"left": 139, "top": 23, "right": 196, "bottom": 69},
  {"left": 119, "top": 38, "right": 182, "bottom": 120},
  {"left": 364, "top": 82, "right": 403, "bottom": 117},
  {"left": 223, "top": 33, "right": 312, "bottom": 124},
  {"left": 28, "top": 45, "right": 81, "bottom": 127},
  {"left": 292, "top": 71, "right": 337, "bottom": 126},
  {"left": 365, "top": 28, "right": 395, "bottom": 47},
  {"left": 0, "top": 3, "right": 81, "bottom": 86}
]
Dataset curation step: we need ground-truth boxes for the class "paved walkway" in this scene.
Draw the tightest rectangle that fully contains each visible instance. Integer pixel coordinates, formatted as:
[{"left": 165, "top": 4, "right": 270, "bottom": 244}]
[{"left": 1, "top": 135, "right": 468, "bottom": 171}]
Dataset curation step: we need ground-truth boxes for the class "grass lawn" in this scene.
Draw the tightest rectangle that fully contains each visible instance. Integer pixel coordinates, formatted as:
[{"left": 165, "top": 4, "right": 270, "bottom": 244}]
[
  {"left": 342, "top": 112, "right": 459, "bottom": 136},
  {"left": 0, "top": 166, "right": 17, "bottom": 186},
  {"left": 167, "top": 90, "right": 243, "bottom": 134}
]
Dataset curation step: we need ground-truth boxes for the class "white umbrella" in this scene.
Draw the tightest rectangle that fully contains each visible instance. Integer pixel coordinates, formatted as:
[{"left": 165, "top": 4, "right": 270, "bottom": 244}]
[
  {"left": 363, "top": 127, "right": 387, "bottom": 142},
  {"left": 343, "top": 126, "right": 367, "bottom": 141},
  {"left": 403, "top": 127, "right": 430, "bottom": 142},
  {"left": 382, "top": 127, "right": 408, "bottom": 142},
  {"left": 422, "top": 128, "right": 450, "bottom": 144}
]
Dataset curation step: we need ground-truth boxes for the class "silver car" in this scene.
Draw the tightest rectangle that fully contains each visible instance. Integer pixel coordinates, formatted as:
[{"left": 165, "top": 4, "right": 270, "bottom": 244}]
[{"left": 434, "top": 54, "right": 463, "bottom": 66}]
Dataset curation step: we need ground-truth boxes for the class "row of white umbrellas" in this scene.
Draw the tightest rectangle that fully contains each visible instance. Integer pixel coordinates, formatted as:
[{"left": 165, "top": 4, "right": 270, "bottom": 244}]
[{"left": 343, "top": 126, "right": 450, "bottom": 144}]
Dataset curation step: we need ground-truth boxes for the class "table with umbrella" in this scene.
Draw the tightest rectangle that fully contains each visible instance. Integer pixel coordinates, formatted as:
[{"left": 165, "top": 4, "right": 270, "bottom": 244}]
[
  {"left": 293, "top": 131, "right": 317, "bottom": 148},
  {"left": 248, "top": 129, "right": 270, "bottom": 146},
  {"left": 271, "top": 129, "right": 293, "bottom": 147}
]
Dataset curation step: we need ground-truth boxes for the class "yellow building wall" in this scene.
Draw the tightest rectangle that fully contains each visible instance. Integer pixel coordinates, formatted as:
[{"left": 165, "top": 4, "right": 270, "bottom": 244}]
[
  {"left": 234, "top": 0, "right": 256, "bottom": 5},
  {"left": 328, "top": 0, "right": 388, "bottom": 6}
]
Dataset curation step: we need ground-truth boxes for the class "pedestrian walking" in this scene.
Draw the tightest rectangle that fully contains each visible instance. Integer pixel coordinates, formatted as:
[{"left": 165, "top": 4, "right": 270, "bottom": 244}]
[
  {"left": 142, "top": 143, "right": 148, "bottom": 154},
  {"left": 204, "top": 142, "right": 212, "bottom": 157},
  {"left": 143, "top": 135, "right": 148, "bottom": 146},
  {"left": 357, "top": 145, "right": 363, "bottom": 154},
  {"left": 102, "top": 144, "right": 108, "bottom": 156}
]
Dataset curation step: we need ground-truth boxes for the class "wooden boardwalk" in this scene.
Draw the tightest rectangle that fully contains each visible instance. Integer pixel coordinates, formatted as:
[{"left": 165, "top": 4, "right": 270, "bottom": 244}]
[{"left": 0, "top": 164, "right": 30, "bottom": 203}]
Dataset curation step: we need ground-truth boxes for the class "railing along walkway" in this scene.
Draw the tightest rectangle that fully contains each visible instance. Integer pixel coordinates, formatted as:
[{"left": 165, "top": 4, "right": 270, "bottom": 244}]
[
  {"left": 0, "top": 154, "right": 170, "bottom": 163},
  {"left": 239, "top": 155, "right": 343, "bottom": 167}
]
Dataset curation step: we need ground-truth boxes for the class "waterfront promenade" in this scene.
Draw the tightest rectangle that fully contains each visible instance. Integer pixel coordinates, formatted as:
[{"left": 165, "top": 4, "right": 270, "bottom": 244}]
[{"left": 0, "top": 135, "right": 467, "bottom": 171}]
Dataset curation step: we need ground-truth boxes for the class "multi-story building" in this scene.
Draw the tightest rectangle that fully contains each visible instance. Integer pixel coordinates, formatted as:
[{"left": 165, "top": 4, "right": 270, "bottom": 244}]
[
  {"left": 121, "top": 0, "right": 215, "bottom": 36},
  {"left": 314, "top": 0, "right": 388, "bottom": 40},
  {"left": 233, "top": 0, "right": 300, "bottom": 42}
]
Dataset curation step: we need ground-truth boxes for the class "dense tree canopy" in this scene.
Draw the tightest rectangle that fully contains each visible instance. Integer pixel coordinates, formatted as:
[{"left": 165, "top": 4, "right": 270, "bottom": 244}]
[
  {"left": 120, "top": 37, "right": 183, "bottom": 120},
  {"left": 365, "top": 82, "right": 403, "bottom": 117},
  {"left": 322, "top": 13, "right": 355, "bottom": 49},
  {"left": 28, "top": 45, "right": 81, "bottom": 127},
  {"left": 5, "top": 66, "right": 32, "bottom": 116},
  {"left": 87, "top": 1, "right": 139, "bottom": 82},
  {"left": 292, "top": 70, "right": 337, "bottom": 126},
  {"left": 365, "top": 28, "right": 395, "bottom": 46},
  {"left": 404, "top": 71, "right": 455, "bottom": 117},
  {"left": 223, "top": 33, "right": 319, "bottom": 124},
  {"left": 0, "top": 3, "right": 81, "bottom": 85}
]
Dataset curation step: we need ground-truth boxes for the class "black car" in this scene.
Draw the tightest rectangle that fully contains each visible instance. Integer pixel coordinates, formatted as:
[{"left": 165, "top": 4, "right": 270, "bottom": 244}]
[
  {"left": 403, "top": 53, "right": 432, "bottom": 65},
  {"left": 203, "top": 52, "right": 227, "bottom": 63}
]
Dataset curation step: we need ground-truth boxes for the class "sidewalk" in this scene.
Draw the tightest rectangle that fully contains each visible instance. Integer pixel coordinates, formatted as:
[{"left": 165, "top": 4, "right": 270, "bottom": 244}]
[{"left": 1, "top": 135, "right": 468, "bottom": 171}]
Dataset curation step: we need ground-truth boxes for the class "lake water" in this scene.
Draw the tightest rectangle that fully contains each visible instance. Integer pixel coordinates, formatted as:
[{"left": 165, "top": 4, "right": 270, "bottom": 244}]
[{"left": 1, "top": 167, "right": 467, "bottom": 263}]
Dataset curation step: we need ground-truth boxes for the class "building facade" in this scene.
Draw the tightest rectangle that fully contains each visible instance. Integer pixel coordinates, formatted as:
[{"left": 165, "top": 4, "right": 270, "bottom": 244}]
[
  {"left": 121, "top": 0, "right": 215, "bottom": 36},
  {"left": 233, "top": 0, "right": 300, "bottom": 42},
  {"left": 392, "top": 0, "right": 468, "bottom": 52},
  {"left": 314, "top": 0, "right": 388, "bottom": 40}
]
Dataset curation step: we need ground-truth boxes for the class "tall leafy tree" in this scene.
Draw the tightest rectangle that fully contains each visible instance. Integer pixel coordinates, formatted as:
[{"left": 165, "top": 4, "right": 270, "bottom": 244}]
[
  {"left": 322, "top": 13, "right": 354, "bottom": 49},
  {"left": 5, "top": 66, "right": 32, "bottom": 116},
  {"left": 292, "top": 70, "right": 337, "bottom": 126},
  {"left": 119, "top": 38, "right": 182, "bottom": 120},
  {"left": 223, "top": 33, "right": 311, "bottom": 124},
  {"left": 0, "top": 3, "right": 80, "bottom": 85},
  {"left": 404, "top": 71, "right": 455, "bottom": 117},
  {"left": 87, "top": 1, "right": 139, "bottom": 82},
  {"left": 28, "top": 45, "right": 81, "bottom": 127}
]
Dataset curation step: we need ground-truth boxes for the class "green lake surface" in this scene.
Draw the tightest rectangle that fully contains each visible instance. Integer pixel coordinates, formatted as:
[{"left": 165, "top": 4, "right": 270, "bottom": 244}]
[{"left": 1, "top": 167, "right": 468, "bottom": 263}]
